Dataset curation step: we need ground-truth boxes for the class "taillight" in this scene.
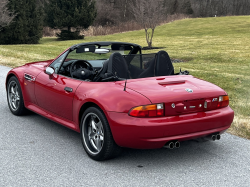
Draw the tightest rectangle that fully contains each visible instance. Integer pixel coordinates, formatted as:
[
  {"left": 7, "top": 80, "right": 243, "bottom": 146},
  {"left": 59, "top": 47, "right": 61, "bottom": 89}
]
[
  {"left": 217, "top": 95, "right": 229, "bottom": 108},
  {"left": 129, "top": 103, "right": 164, "bottom": 117}
]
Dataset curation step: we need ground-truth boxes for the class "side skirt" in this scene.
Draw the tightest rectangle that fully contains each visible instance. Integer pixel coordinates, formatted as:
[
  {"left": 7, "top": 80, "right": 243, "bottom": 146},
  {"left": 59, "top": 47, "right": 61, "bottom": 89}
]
[{"left": 25, "top": 102, "right": 79, "bottom": 132}]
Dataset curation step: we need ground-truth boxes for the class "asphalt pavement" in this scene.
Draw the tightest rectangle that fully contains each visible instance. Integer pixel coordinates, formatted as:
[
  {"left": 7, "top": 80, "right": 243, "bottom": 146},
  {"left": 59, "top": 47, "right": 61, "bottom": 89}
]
[{"left": 0, "top": 65, "right": 250, "bottom": 187}]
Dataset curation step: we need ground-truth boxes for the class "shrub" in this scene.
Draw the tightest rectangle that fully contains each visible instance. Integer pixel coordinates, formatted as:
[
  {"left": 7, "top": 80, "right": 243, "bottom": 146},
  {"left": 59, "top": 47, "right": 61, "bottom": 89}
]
[{"left": 56, "top": 30, "right": 84, "bottom": 40}]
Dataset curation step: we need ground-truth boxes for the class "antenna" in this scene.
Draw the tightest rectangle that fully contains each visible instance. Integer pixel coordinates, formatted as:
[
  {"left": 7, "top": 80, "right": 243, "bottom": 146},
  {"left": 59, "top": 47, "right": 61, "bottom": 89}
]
[{"left": 124, "top": 79, "right": 127, "bottom": 91}]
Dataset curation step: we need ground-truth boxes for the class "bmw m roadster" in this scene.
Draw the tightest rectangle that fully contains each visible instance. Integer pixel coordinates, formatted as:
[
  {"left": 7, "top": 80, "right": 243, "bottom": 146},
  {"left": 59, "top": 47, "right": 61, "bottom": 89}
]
[{"left": 6, "top": 41, "right": 234, "bottom": 160}]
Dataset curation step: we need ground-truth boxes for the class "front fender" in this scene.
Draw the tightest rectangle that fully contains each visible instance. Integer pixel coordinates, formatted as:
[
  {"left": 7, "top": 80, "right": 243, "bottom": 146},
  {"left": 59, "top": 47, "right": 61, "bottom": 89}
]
[{"left": 6, "top": 67, "right": 25, "bottom": 90}]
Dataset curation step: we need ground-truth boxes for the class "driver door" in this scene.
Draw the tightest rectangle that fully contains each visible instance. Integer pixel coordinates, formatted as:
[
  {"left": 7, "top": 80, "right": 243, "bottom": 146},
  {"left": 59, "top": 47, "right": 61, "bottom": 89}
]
[
  {"left": 35, "top": 72, "right": 82, "bottom": 121},
  {"left": 34, "top": 51, "right": 82, "bottom": 121}
]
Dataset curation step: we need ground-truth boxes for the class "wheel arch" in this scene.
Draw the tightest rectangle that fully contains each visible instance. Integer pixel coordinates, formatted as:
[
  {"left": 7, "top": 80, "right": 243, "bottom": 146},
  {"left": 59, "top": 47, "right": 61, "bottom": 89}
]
[
  {"left": 6, "top": 73, "right": 29, "bottom": 115},
  {"left": 79, "top": 101, "right": 123, "bottom": 160},
  {"left": 78, "top": 102, "right": 105, "bottom": 130},
  {"left": 6, "top": 69, "right": 32, "bottom": 110},
  {"left": 5, "top": 73, "right": 16, "bottom": 91}
]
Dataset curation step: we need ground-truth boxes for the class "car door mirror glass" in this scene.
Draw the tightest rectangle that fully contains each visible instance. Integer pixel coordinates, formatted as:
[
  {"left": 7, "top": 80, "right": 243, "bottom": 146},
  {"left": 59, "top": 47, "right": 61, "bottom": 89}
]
[{"left": 45, "top": 67, "right": 55, "bottom": 75}]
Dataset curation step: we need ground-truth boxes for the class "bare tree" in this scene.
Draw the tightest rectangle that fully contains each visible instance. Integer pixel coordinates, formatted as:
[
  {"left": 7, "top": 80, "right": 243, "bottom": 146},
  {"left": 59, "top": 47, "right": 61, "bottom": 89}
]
[
  {"left": 0, "top": 0, "right": 16, "bottom": 31},
  {"left": 130, "top": 0, "right": 165, "bottom": 48}
]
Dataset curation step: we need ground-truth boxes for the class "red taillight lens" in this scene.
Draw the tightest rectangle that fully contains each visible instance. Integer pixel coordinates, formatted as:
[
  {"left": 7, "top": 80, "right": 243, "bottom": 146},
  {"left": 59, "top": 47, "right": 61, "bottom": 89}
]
[
  {"left": 129, "top": 103, "right": 164, "bottom": 118},
  {"left": 217, "top": 95, "right": 229, "bottom": 108}
]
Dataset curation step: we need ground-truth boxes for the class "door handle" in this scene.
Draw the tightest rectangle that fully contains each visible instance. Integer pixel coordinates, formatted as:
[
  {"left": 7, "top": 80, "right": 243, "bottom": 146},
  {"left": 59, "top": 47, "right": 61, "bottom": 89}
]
[{"left": 64, "top": 87, "right": 73, "bottom": 92}]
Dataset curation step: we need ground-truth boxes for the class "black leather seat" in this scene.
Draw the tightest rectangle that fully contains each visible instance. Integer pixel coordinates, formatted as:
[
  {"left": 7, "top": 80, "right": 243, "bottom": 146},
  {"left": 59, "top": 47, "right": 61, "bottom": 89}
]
[
  {"left": 93, "top": 52, "right": 130, "bottom": 81},
  {"left": 95, "top": 51, "right": 173, "bottom": 81},
  {"left": 107, "top": 52, "right": 130, "bottom": 79},
  {"left": 155, "top": 50, "right": 174, "bottom": 76},
  {"left": 138, "top": 50, "right": 174, "bottom": 78}
]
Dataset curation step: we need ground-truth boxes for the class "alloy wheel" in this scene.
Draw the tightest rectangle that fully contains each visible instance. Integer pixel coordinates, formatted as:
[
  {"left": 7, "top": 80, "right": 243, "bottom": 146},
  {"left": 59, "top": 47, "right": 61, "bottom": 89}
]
[
  {"left": 82, "top": 113, "right": 104, "bottom": 155},
  {"left": 8, "top": 80, "right": 20, "bottom": 111}
]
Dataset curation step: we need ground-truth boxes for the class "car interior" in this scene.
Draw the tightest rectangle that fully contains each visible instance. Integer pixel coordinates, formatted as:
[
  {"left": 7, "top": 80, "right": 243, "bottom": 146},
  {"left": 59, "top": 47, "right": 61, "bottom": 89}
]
[{"left": 54, "top": 42, "right": 189, "bottom": 82}]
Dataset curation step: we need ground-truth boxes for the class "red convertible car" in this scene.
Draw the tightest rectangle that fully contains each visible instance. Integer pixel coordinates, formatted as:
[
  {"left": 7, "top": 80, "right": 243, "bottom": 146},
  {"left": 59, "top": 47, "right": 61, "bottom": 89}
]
[{"left": 6, "top": 41, "right": 234, "bottom": 160}]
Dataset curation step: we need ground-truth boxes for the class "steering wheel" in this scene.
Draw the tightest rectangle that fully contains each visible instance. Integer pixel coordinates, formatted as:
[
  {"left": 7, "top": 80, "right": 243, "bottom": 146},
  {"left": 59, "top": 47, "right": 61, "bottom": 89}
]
[{"left": 69, "top": 60, "right": 94, "bottom": 78}]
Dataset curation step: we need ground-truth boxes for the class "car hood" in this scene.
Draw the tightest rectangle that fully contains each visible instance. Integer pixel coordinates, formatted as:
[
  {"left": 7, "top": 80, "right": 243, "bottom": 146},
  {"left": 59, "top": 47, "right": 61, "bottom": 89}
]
[
  {"left": 25, "top": 60, "right": 53, "bottom": 69},
  {"left": 120, "top": 75, "right": 226, "bottom": 104}
]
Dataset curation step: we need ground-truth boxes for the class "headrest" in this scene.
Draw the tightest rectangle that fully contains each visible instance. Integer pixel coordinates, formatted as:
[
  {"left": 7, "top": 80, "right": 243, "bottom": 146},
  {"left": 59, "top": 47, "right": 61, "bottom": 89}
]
[
  {"left": 155, "top": 51, "right": 174, "bottom": 76},
  {"left": 108, "top": 52, "right": 129, "bottom": 79}
]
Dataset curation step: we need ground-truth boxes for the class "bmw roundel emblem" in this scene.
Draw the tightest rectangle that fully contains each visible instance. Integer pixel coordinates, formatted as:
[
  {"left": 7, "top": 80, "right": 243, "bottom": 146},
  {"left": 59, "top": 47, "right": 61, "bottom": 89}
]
[{"left": 185, "top": 88, "right": 193, "bottom": 93}]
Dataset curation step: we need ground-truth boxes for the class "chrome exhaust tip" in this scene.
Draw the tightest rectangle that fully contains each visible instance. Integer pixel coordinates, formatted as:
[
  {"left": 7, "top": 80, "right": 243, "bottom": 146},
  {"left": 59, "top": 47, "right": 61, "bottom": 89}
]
[
  {"left": 211, "top": 135, "right": 216, "bottom": 141},
  {"left": 216, "top": 134, "right": 221, "bottom": 140},
  {"left": 163, "top": 141, "right": 174, "bottom": 149},
  {"left": 205, "top": 134, "right": 216, "bottom": 141},
  {"left": 174, "top": 141, "right": 180, "bottom": 148}
]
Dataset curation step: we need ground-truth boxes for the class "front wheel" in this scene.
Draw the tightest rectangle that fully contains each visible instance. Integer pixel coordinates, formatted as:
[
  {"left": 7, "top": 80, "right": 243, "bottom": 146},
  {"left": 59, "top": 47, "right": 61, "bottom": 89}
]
[
  {"left": 7, "top": 76, "right": 28, "bottom": 116},
  {"left": 80, "top": 106, "right": 122, "bottom": 161}
]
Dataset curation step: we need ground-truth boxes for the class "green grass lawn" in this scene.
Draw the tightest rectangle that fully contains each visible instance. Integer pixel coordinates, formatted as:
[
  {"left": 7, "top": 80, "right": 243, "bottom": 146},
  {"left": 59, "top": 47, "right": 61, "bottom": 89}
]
[{"left": 1, "top": 16, "right": 250, "bottom": 138}]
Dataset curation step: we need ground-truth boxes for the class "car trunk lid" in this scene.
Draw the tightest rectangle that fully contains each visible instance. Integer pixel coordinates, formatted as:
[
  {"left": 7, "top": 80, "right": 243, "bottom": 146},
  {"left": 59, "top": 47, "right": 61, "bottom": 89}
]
[{"left": 119, "top": 75, "right": 227, "bottom": 116}]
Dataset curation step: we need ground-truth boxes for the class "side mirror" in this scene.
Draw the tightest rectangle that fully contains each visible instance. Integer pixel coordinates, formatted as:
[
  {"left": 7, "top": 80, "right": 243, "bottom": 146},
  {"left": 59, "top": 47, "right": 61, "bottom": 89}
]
[{"left": 45, "top": 67, "right": 55, "bottom": 75}]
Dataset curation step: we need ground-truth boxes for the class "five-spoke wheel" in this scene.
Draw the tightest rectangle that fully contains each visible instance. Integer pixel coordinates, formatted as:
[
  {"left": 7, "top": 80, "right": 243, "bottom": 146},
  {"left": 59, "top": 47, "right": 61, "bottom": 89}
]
[
  {"left": 81, "top": 106, "right": 122, "bottom": 161},
  {"left": 8, "top": 80, "right": 20, "bottom": 111},
  {"left": 83, "top": 113, "right": 104, "bottom": 154},
  {"left": 7, "top": 76, "right": 27, "bottom": 115}
]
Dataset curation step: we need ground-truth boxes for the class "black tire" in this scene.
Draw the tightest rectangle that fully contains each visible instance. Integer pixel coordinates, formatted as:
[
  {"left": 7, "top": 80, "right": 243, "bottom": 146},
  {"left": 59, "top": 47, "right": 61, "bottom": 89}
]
[
  {"left": 80, "top": 106, "right": 122, "bottom": 161},
  {"left": 7, "top": 76, "right": 28, "bottom": 116}
]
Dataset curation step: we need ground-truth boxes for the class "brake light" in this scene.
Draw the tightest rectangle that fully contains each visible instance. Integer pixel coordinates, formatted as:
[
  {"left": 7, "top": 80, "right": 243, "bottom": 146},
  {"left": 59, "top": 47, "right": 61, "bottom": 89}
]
[
  {"left": 129, "top": 103, "right": 164, "bottom": 117},
  {"left": 217, "top": 95, "right": 229, "bottom": 108}
]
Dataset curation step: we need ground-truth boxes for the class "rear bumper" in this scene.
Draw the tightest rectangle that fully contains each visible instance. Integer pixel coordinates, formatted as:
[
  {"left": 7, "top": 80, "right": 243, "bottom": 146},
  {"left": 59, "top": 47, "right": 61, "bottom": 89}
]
[{"left": 106, "top": 106, "right": 234, "bottom": 149}]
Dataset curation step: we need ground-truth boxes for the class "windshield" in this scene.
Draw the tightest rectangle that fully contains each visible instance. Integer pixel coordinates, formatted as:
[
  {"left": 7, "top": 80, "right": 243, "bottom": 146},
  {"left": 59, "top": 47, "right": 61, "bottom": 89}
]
[{"left": 66, "top": 44, "right": 134, "bottom": 62}]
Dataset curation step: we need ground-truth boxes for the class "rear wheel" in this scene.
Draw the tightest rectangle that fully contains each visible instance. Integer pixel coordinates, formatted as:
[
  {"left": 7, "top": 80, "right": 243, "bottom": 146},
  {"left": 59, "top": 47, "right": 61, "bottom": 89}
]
[
  {"left": 7, "top": 76, "right": 28, "bottom": 116},
  {"left": 80, "top": 106, "right": 122, "bottom": 161}
]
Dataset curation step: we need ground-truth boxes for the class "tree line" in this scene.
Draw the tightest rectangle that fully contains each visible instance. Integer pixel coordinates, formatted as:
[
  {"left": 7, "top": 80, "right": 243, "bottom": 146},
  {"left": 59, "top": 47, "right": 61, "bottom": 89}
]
[
  {"left": 0, "top": 0, "right": 96, "bottom": 44},
  {"left": 1, "top": 0, "right": 250, "bottom": 45},
  {"left": 94, "top": 0, "right": 250, "bottom": 26}
]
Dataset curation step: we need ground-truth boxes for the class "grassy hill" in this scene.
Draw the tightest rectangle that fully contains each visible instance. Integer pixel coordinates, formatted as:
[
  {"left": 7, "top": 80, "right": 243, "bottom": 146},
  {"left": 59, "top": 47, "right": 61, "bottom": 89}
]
[{"left": 0, "top": 16, "right": 249, "bottom": 138}]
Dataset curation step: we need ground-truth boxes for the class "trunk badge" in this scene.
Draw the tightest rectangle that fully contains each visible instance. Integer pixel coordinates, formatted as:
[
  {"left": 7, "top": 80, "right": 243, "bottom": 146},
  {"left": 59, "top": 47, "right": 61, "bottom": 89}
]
[
  {"left": 212, "top": 98, "right": 218, "bottom": 102},
  {"left": 185, "top": 88, "right": 193, "bottom": 93}
]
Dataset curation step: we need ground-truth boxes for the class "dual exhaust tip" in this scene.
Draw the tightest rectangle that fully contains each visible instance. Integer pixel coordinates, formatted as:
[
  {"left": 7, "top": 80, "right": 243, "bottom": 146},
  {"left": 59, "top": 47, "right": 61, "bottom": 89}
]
[
  {"left": 163, "top": 141, "right": 180, "bottom": 149},
  {"left": 163, "top": 134, "right": 221, "bottom": 149},
  {"left": 206, "top": 134, "right": 221, "bottom": 141}
]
